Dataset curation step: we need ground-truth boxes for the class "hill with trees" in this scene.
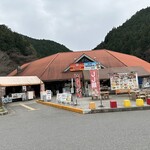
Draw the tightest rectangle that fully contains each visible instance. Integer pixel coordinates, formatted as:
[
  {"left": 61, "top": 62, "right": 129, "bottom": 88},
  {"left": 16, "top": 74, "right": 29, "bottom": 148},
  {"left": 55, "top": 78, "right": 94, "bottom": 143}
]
[
  {"left": 0, "top": 25, "right": 71, "bottom": 75},
  {"left": 94, "top": 7, "right": 150, "bottom": 62}
]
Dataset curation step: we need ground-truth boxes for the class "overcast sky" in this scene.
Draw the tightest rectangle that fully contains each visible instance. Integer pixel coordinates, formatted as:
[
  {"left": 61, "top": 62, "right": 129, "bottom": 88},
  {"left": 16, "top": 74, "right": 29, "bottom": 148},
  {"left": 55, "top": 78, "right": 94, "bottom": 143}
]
[{"left": 0, "top": 0, "right": 149, "bottom": 51}]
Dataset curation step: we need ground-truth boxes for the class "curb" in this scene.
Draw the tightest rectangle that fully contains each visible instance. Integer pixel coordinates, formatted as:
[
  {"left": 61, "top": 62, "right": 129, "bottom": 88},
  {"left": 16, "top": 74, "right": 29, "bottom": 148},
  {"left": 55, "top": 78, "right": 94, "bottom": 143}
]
[
  {"left": 0, "top": 106, "right": 8, "bottom": 115},
  {"left": 91, "top": 105, "right": 150, "bottom": 113},
  {"left": 36, "top": 100, "right": 84, "bottom": 114}
]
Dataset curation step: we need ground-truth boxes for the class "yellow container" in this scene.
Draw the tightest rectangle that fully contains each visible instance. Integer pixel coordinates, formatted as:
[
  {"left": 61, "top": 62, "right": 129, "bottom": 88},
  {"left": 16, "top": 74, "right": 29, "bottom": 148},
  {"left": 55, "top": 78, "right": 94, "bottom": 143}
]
[
  {"left": 136, "top": 99, "right": 144, "bottom": 107},
  {"left": 123, "top": 100, "right": 131, "bottom": 107},
  {"left": 89, "top": 102, "right": 96, "bottom": 109}
]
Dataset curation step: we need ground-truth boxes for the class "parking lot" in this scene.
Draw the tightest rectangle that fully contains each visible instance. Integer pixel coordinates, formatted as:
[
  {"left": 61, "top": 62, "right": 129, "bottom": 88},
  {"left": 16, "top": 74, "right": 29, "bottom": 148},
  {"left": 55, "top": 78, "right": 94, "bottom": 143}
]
[{"left": 0, "top": 99, "right": 150, "bottom": 150}]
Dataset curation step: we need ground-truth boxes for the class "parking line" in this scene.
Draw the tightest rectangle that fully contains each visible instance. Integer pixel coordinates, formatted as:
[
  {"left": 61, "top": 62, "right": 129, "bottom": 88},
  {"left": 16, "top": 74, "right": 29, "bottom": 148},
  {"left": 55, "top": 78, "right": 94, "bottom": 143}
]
[{"left": 20, "top": 104, "right": 36, "bottom": 111}]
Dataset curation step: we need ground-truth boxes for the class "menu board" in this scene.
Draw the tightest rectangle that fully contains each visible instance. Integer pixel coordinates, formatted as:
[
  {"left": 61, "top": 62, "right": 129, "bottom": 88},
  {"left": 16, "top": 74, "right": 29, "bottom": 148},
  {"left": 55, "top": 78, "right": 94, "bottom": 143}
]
[{"left": 110, "top": 72, "right": 139, "bottom": 90}]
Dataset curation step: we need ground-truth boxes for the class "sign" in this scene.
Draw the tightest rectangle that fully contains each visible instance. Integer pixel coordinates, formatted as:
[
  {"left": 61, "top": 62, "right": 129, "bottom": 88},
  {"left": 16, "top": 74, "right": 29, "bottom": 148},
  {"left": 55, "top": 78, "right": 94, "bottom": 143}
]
[
  {"left": 74, "top": 74, "right": 82, "bottom": 98},
  {"left": 84, "top": 62, "right": 97, "bottom": 70},
  {"left": 70, "top": 63, "right": 84, "bottom": 71},
  {"left": 142, "top": 77, "right": 150, "bottom": 88},
  {"left": 110, "top": 72, "right": 139, "bottom": 90},
  {"left": 11, "top": 93, "right": 25, "bottom": 99},
  {"left": 22, "top": 86, "right": 26, "bottom": 92},
  {"left": 46, "top": 90, "right": 52, "bottom": 101},
  {"left": 70, "top": 62, "right": 100, "bottom": 71},
  {"left": 56, "top": 93, "right": 72, "bottom": 103},
  {"left": 90, "top": 70, "right": 100, "bottom": 97}
]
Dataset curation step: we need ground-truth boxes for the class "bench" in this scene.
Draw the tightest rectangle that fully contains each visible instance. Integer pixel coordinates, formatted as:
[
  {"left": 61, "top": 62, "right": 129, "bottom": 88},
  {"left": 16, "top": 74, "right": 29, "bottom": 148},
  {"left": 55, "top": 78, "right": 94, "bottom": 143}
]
[
  {"left": 101, "top": 91, "right": 109, "bottom": 99},
  {"left": 115, "top": 89, "right": 130, "bottom": 95}
]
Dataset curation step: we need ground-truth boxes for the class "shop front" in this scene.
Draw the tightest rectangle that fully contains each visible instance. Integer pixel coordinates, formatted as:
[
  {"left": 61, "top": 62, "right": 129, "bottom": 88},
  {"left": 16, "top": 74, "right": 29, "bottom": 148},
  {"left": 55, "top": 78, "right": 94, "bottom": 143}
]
[{"left": 0, "top": 76, "right": 43, "bottom": 103}]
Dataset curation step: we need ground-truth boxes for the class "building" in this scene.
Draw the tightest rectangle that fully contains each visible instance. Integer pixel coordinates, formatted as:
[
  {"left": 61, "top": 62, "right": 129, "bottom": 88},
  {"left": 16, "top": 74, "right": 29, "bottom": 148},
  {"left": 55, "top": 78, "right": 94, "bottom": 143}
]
[{"left": 9, "top": 49, "right": 150, "bottom": 95}]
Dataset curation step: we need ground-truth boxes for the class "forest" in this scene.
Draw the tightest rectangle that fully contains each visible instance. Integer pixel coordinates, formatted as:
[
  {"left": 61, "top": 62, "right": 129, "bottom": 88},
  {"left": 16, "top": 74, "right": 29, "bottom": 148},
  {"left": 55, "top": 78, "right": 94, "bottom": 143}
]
[
  {"left": 94, "top": 7, "right": 150, "bottom": 62},
  {"left": 0, "top": 25, "right": 71, "bottom": 75}
]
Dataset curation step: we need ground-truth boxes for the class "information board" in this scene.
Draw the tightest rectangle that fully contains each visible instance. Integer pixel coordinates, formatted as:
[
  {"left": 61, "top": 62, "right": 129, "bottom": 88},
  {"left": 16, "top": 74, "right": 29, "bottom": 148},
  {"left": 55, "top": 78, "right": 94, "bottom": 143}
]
[{"left": 110, "top": 72, "right": 139, "bottom": 90}]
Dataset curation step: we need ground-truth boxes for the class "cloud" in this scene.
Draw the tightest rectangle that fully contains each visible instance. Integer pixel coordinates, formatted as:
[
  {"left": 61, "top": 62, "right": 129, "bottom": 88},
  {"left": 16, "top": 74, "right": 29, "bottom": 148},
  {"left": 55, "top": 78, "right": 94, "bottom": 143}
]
[{"left": 0, "top": 0, "right": 149, "bottom": 50}]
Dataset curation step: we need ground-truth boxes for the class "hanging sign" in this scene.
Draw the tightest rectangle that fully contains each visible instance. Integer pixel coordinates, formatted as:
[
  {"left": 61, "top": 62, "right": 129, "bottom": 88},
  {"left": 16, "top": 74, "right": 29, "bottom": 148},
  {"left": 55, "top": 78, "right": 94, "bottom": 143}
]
[
  {"left": 74, "top": 74, "right": 82, "bottom": 98},
  {"left": 90, "top": 70, "right": 100, "bottom": 97}
]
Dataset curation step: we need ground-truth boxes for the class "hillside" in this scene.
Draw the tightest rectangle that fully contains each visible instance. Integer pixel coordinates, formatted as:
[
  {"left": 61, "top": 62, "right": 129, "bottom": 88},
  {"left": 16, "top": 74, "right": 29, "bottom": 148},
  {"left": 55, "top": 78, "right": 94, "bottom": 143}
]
[
  {"left": 25, "top": 37, "right": 70, "bottom": 58},
  {"left": 94, "top": 7, "right": 150, "bottom": 62},
  {"left": 0, "top": 25, "right": 71, "bottom": 75}
]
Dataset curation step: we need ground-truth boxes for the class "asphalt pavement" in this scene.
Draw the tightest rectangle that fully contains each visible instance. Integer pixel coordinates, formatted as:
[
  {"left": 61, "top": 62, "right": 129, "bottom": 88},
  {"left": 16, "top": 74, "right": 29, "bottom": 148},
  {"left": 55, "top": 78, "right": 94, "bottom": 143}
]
[{"left": 1, "top": 100, "right": 150, "bottom": 150}]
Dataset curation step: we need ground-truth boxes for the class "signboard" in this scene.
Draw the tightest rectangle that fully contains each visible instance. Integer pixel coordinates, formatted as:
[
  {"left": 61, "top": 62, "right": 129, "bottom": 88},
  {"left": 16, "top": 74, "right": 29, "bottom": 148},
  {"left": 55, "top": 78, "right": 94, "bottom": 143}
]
[
  {"left": 70, "top": 62, "right": 100, "bottom": 71},
  {"left": 46, "top": 90, "right": 52, "bottom": 101},
  {"left": 70, "top": 63, "right": 84, "bottom": 71},
  {"left": 56, "top": 93, "right": 72, "bottom": 103},
  {"left": 22, "top": 86, "right": 27, "bottom": 92},
  {"left": 90, "top": 70, "right": 100, "bottom": 97},
  {"left": 11, "top": 93, "right": 25, "bottom": 99},
  {"left": 84, "top": 62, "right": 97, "bottom": 70},
  {"left": 74, "top": 74, "right": 82, "bottom": 98},
  {"left": 142, "top": 77, "right": 150, "bottom": 88},
  {"left": 110, "top": 72, "right": 139, "bottom": 90}
]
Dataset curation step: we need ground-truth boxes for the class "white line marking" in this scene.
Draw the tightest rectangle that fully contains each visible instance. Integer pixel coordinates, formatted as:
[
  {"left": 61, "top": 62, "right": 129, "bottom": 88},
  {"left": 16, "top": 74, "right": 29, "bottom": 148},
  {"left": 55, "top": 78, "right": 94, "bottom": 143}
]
[{"left": 20, "top": 104, "right": 36, "bottom": 111}]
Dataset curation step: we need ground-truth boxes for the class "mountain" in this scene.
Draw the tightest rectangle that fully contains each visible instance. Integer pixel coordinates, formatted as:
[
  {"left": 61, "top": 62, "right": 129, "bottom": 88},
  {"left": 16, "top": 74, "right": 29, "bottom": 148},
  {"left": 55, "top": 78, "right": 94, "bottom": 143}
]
[
  {"left": 24, "top": 36, "right": 71, "bottom": 58},
  {"left": 0, "top": 25, "right": 71, "bottom": 75},
  {"left": 94, "top": 7, "right": 150, "bottom": 62}
]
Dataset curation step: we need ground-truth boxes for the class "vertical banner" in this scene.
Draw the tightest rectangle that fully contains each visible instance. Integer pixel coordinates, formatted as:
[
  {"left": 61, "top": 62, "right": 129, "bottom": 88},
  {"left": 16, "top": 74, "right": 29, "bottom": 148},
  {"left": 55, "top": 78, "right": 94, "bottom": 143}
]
[
  {"left": 90, "top": 70, "right": 100, "bottom": 97},
  {"left": 74, "top": 74, "right": 82, "bottom": 98}
]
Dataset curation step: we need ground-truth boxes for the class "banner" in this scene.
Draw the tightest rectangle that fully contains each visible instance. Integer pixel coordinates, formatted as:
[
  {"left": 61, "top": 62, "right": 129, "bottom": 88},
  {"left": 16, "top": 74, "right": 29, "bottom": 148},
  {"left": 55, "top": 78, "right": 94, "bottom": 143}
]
[
  {"left": 110, "top": 72, "right": 139, "bottom": 90},
  {"left": 90, "top": 70, "right": 100, "bottom": 97},
  {"left": 74, "top": 74, "right": 82, "bottom": 98}
]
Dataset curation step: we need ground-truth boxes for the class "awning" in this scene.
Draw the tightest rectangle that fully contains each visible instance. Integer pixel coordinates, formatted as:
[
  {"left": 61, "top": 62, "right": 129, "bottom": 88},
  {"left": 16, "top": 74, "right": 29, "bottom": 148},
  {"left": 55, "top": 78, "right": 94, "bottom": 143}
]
[
  {"left": 0, "top": 76, "right": 43, "bottom": 87},
  {"left": 83, "top": 66, "right": 150, "bottom": 80}
]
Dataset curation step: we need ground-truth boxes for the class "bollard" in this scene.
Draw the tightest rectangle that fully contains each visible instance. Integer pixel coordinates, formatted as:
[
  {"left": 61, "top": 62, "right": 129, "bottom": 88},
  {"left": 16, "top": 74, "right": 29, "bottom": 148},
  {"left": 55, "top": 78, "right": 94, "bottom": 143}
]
[
  {"left": 123, "top": 100, "right": 131, "bottom": 107},
  {"left": 110, "top": 100, "right": 117, "bottom": 108},
  {"left": 146, "top": 99, "right": 150, "bottom": 105},
  {"left": 89, "top": 102, "right": 96, "bottom": 109},
  {"left": 136, "top": 99, "right": 144, "bottom": 107}
]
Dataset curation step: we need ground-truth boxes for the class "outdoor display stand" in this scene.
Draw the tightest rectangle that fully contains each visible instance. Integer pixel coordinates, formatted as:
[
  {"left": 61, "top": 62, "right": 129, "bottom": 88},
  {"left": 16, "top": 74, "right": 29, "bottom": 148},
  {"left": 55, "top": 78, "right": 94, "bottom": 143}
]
[
  {"left": 27, "top": 91, "right": 34, "bottom": 100},
  {"left": 56, "top": 93, "right": 72, "bottom": 104},
  {"left": 40, "top": 90, "right": 52, "bottom": 102},
  {"left": 0, "top": 76, "right": 43, "bottom": 104},
  {"left": 46, "top": 90, "right": 52, "bottom": 101}
]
